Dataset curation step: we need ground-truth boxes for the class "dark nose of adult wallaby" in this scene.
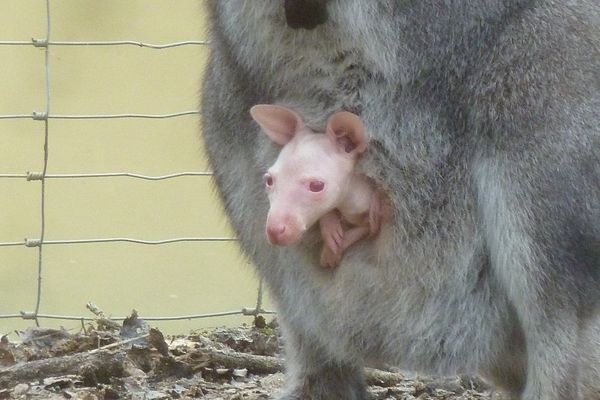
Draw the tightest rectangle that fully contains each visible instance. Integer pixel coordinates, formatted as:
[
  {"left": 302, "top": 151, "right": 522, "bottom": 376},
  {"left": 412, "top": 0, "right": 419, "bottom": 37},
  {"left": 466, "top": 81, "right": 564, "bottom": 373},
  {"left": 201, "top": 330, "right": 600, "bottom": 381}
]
[{"left": 284, "top": 0, "right": 329, "bottom": 30}]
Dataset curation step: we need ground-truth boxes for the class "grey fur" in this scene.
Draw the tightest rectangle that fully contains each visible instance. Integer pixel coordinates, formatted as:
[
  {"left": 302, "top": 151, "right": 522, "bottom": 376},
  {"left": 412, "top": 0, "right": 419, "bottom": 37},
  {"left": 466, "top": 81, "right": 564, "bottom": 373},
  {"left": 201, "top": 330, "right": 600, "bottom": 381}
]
[{"left": 200, "top": 1, "right": 600, "bottom": 399}]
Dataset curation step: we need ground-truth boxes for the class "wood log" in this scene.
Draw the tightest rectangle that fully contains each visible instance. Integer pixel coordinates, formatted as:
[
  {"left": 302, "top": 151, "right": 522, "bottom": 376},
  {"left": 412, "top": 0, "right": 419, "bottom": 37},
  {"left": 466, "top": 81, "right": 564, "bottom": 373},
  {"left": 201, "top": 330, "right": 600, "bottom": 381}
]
[
  {"left": 1, "top": 345, "right": 405, "bottom": 390},
  {"left": 0, "top": 350, "right": 125, "bottom": 389},
  {"left": 197, "top": 349, "right": 283, "bottom": 375},
  {"left": 189, "top": 349, "right": 404, "bottom": 387}
]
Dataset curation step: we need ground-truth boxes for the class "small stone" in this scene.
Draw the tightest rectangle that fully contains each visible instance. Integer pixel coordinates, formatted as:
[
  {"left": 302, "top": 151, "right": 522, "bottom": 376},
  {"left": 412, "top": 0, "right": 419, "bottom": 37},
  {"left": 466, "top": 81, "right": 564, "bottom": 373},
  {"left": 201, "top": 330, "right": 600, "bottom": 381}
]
[
  {"left": 12, "top": 384, "right": 29, "bottom": 396},
  {"left": 432, "top": 388, "right": 453, "bottom": 396},
  {"left": 233, "top": 368, "right": 248, "bottom": 378}
]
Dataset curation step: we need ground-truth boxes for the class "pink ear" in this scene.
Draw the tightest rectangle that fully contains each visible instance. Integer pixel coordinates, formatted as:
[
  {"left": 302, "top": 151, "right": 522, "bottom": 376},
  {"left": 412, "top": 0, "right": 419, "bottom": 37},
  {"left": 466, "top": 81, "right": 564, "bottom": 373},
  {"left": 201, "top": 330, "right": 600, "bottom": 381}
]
[
  {"left": 250, "top": 104, "right": 305, "bottom": 146},
  {"left": 326, "top": 111, "right": 367, "bottom": 155}
]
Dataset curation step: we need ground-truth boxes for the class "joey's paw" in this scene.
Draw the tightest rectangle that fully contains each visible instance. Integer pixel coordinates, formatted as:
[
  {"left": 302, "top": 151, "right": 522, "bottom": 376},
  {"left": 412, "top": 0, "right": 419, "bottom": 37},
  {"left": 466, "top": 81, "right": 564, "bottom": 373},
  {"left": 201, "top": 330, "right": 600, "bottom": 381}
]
[
  {"left": 319, "top": 211, "right": 344, "bottom": 253},
  {"left": 320, "top": 220, "right": 344, "bottom": 255},
  {"left": 320, "top": 245, "right": 342, "bottom": 268}
]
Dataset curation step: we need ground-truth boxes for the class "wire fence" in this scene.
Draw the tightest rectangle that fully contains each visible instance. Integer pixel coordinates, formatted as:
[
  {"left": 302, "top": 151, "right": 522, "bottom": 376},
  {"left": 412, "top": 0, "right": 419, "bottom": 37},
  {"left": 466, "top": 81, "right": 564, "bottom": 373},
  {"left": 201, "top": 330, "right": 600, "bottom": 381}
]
[{"left": 0, "top": 1, "right": 272, "bottom": 328}]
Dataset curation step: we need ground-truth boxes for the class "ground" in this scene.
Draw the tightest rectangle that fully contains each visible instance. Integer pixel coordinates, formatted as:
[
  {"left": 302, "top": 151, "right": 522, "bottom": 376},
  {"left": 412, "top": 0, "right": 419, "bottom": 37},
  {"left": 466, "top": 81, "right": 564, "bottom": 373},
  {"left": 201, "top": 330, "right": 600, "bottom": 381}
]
[{"left": 0, "top": 313, "right": 506, "bottom": 399}]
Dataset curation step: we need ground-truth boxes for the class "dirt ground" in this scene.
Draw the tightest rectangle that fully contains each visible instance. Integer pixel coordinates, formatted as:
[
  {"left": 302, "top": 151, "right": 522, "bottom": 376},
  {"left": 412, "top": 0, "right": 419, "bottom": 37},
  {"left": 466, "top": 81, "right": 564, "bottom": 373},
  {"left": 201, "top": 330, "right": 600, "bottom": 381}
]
[{"left": 0, "top": 312, "right": 506, "bottom": 399}]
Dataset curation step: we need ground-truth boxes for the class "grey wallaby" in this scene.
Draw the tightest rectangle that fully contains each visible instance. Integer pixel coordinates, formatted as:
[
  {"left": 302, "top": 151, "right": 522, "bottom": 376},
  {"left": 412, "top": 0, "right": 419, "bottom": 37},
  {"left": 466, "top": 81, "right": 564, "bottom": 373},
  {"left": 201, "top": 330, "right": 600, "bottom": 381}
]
[{"left": 200, "top": 1, "right": 600, "bottom": 399}]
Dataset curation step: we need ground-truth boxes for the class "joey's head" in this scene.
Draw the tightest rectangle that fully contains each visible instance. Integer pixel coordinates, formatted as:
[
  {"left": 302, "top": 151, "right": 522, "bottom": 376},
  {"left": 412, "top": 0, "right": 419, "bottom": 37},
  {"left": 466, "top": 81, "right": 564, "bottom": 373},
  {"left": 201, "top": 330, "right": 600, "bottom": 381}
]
[{"left": 250, "top": 104, "right": 367, "bottom": 246}]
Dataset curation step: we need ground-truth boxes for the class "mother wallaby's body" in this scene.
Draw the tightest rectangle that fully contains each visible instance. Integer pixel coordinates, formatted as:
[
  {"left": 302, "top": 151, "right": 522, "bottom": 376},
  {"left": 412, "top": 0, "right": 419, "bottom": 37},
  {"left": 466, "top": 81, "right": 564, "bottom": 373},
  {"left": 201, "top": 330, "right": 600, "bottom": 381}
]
[{"left": 201, "top": 2, "right": 600, "bottom": 399}]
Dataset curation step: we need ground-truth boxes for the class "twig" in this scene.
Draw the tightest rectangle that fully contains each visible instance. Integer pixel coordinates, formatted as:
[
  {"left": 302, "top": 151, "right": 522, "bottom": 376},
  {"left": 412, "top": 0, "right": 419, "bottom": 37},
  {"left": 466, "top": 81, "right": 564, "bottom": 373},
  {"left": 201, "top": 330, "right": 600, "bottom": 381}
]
[{"left": 89, "top": 334, "right": 149, "bottom": 354}]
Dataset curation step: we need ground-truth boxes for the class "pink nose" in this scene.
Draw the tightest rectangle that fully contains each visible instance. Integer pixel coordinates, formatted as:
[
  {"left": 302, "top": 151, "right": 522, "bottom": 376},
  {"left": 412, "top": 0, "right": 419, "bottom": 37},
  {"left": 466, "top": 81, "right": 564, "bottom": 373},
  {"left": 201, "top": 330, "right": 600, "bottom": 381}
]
[{"left": 266, "top": 224, "right": 287, "bottom": 245}]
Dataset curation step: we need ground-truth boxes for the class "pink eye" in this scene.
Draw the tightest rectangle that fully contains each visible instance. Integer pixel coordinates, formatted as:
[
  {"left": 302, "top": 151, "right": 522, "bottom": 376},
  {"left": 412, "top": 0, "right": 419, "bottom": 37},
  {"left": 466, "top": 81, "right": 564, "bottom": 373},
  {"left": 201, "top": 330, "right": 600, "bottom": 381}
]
[
  {"left": 309, "top": 180, "right": 325, "bottom": 192},
  {"left": 264, "top": 173, "right": 273, "bottom": 187}
]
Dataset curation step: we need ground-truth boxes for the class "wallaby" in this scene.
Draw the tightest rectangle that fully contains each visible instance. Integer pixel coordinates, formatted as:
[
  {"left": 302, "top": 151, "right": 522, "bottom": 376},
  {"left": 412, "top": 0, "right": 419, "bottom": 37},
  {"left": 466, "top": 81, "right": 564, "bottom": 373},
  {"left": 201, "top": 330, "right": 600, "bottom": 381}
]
[{"left": 201, "top": 1, "right": 600, "bottom": 399}]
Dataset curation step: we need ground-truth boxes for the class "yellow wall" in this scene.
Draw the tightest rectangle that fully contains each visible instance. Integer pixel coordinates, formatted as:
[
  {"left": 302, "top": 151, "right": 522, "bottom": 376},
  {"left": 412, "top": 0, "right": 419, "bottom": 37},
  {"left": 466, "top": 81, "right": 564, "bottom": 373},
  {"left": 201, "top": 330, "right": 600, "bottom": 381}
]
[{"left": 0, "top": 1, "right": 265, "bottom": 335}]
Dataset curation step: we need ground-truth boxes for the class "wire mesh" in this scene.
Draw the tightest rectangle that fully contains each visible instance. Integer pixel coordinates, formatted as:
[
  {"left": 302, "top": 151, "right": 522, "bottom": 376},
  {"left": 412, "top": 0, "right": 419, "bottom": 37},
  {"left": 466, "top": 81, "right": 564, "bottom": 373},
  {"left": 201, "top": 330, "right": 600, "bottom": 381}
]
[{"left": 0, "top": 1, "right": 270, "bottom": 326}]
